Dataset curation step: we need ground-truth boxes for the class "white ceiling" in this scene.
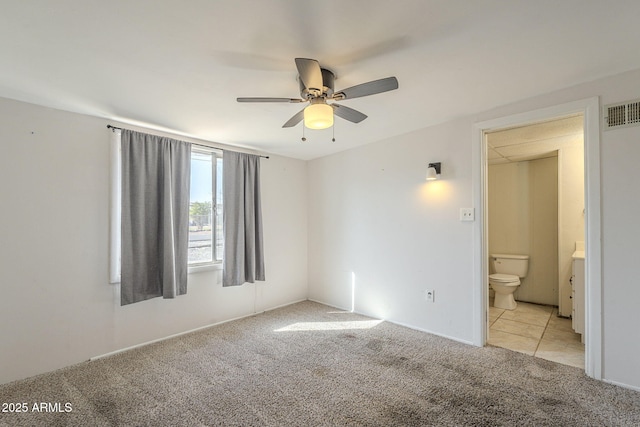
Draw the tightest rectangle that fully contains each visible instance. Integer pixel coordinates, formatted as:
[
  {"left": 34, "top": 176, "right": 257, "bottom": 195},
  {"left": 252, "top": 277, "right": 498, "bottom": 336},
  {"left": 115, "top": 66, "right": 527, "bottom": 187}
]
[
  {"left": 487, "top": 115, "right": 584, "bottom": 165},
  {"left": 2, "top": 0, "right": 640, "bottom": 160}
]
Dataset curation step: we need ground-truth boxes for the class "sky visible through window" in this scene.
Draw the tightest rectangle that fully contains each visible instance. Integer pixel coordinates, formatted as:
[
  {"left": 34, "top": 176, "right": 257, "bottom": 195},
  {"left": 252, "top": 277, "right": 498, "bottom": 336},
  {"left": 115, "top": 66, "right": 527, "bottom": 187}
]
[
  {"left": 190, "top": 152, "right": 212, "bottom": 202},
  {"left": 189, "top": 153, "right": 223, "bottom": 203},
  {"left": 189, "top": 152, "right": 222, "bottom": 264}
]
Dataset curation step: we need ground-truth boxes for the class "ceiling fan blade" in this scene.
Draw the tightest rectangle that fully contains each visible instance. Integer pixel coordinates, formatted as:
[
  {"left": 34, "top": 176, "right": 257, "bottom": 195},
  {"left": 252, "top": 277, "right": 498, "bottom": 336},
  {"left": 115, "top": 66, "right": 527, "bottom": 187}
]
[
  {"left": 237, "top": 97, "right": 304, "bottom": 103},
  {"left": 295, "top": 58, "right": 323, "bottom": 94},
  {"left": 282, "top": 109, "right": 305, "bottom": 128},
  {"left": 334, "top": 76, "right": 398, "bottom": 100},
  {"left": 331, "top": 103, "right": 368, "bottom": 123}
]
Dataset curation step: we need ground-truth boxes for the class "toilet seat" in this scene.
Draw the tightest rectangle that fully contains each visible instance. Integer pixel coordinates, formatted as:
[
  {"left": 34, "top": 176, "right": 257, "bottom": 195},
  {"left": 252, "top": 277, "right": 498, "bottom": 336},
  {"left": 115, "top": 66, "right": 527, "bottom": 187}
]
[{"left": 489, "top": 273, "right": 519, "bottom": 284}]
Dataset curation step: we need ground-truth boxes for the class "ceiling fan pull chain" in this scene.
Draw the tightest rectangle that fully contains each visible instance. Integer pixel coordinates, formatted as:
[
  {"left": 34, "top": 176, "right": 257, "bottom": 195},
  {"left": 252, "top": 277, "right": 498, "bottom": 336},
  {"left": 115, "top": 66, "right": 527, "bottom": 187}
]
[
  {"left": 301, "top": 125, "right": 306, "bottom": 142},
  {"left": 332, "top": 124, "right": 335, "bottom": 142}
]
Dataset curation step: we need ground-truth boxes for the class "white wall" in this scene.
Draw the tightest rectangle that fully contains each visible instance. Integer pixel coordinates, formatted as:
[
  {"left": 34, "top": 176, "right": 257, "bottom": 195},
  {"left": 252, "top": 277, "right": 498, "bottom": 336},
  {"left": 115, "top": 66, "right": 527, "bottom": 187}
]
[
  {"left": 600, "top": 124, "right": 640, "bottom": 389},
  {"left": 0, "top": 98, "right": 308, "bottom": 385},
  {"left": 309, "top": 68, "right": 640, "bottom": 390},
  {"left": 308, "top": 117, "right": 476, "bottom": 343}
]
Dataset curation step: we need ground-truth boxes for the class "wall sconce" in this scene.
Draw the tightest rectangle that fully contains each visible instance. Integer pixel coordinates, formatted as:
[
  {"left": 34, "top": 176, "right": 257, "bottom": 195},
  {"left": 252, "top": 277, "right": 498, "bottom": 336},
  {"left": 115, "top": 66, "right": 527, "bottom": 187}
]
[{"left": 426, "top": 162, "right": 441, "bottom": 181}]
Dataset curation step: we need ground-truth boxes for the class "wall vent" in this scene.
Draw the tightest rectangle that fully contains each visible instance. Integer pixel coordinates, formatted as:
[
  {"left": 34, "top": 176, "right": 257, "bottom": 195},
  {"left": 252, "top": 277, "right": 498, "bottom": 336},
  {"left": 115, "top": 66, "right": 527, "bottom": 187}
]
[{"left": 603, "top": 99, "right": 640, "bottom": 130}]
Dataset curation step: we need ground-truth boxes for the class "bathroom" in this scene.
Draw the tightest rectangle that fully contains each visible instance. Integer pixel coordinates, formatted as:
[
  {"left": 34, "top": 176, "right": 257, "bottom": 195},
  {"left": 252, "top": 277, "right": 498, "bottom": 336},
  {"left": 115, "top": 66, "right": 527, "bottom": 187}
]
[{"left": 486, "top": 115, "right": 586, "bottom": 367}]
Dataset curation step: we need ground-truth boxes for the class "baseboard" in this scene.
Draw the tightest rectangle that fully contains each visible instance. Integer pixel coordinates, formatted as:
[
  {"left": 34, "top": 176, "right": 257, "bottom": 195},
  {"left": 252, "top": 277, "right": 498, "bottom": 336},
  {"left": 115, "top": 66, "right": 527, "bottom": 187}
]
[
  {"left": 385, "top": 318, "right": 475, "bottom": 346},
  {"left": 91, "top": 298, "right": 308, "bottom": 361},
  {"left": 254, "top": 298, "right": 308, "bottom": 316},
  {"left": 603, "top": 378, "right": 640, "bottom": 393},
  {"left": 307, "top": 297, "right": 351, "bottom": 312},
  {"left": 307, "top": 298, "right": 475, "bottom": 347}
]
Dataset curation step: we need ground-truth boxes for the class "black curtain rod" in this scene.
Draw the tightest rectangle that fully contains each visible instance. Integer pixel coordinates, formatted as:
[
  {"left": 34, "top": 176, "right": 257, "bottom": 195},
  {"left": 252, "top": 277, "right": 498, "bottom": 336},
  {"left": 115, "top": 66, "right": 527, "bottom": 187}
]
[{"left": 107, "top": 125, "right": 269, "bottom": 159}]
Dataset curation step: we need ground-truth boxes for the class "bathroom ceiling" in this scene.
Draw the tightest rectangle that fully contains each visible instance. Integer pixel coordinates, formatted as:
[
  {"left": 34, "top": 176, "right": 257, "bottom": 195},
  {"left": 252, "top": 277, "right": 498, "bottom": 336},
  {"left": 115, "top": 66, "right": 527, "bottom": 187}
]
[
  {"left": 486, "top": 115, "right": 584, "bottom": 165},
  {"left": 1, "top": 1, "right": 640, "bottom": 160}
]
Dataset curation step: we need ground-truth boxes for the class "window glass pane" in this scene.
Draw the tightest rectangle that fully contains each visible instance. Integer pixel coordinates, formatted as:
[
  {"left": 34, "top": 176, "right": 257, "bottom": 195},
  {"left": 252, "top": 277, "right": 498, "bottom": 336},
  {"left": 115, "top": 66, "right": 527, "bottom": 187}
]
[
  {"left": 215, "top": 157, "right": 224, "bottom": 261},
  {"left": 189, "top": 151, "right": 213, "bottom": 264}
]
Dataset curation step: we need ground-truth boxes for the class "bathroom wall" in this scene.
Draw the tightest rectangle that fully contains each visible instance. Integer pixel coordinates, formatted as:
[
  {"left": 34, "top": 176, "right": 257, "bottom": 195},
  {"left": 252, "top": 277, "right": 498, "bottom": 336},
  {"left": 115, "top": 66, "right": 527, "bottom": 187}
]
[
  {"left": 488, "top": 156, "right": 558, "bottom": 305},
  {"left": 558, "top": 140, "right": 585, "bottom": 316},
  {"left": 488, "top": 162, "right": 531, "bottom": 257}
]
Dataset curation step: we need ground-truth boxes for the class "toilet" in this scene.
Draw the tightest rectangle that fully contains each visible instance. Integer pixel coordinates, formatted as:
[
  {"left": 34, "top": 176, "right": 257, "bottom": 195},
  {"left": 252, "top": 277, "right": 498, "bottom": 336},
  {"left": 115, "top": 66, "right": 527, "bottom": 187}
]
[{"left": 489, "top": 254, "right": 530, "bottom": 310}]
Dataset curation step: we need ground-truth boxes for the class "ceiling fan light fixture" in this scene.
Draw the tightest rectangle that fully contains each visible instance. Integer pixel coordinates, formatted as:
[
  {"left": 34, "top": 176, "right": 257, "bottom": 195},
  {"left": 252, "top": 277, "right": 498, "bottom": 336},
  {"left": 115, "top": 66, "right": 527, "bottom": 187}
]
[{"left": 304, "top": 103, "right": 333, "bottom": 129}]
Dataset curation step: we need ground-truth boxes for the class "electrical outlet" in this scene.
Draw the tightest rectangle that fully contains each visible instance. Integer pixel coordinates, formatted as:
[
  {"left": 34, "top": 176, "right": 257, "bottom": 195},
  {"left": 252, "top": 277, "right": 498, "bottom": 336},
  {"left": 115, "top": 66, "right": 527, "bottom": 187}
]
[
  {"left": 425, "top": 289, "right": 435, "bottom": 303},
  {"left": 460, "top": 208, "right": 475, "bottom": 221}
]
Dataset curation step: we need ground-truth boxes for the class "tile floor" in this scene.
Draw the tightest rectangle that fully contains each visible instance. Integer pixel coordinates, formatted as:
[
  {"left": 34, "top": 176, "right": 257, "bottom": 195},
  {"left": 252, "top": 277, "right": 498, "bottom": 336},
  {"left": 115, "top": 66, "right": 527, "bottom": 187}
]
[{"left": 488, "top": 300, "right": 585, "bottom": 369}]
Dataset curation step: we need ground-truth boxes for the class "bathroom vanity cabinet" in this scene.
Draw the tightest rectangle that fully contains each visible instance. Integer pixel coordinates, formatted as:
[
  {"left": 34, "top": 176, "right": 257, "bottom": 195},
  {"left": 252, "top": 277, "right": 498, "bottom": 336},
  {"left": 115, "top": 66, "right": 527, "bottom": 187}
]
[{"left": 571, "top": 251, "right": 585, "bottom": 342}]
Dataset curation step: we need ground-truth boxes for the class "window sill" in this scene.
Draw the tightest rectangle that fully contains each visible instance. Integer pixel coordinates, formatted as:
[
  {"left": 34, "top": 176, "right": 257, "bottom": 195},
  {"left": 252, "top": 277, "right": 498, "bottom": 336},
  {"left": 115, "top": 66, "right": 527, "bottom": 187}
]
[{"left": 188, "top": 262, "right": 223, "bottom": 274}]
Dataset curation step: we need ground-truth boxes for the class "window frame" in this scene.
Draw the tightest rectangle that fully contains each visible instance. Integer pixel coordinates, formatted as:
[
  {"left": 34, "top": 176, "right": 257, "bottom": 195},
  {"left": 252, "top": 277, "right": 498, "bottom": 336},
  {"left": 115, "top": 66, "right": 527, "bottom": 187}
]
[
  {"left": 109, "top": 130, "right": 223, "bottom": 284},
  {"left": 188, "top": 147, "right": 223, "bottom": 270},
  {"left": 109, "top": 129, "right": 122, "bottom": 283}
]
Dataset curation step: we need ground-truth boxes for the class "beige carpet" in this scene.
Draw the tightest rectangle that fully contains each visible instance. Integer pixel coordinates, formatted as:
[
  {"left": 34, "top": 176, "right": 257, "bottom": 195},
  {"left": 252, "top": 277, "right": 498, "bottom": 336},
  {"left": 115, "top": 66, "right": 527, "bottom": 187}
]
[{"left": 1, "top": 300, "right": 639, "bottom": 426}]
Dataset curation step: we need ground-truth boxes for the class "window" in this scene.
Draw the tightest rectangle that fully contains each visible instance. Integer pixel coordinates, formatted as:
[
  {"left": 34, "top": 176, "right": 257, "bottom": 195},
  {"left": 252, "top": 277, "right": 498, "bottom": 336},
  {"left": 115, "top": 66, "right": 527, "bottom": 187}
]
[
  {"left": 189, "top": 149, "right": 223, "bottom": 265},
  {"left": 109, "top": 130, "right": 223, "bottom": 284}
]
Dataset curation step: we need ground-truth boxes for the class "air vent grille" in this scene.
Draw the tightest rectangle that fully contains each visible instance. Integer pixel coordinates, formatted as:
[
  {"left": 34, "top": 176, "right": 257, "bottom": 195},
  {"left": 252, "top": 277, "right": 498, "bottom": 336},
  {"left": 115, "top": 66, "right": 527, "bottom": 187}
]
[
  {"left": 628, "top": 101, "right": 640, "bottom": 124},
  {"left": 603, "top": 99, "right": 640, "bottom": 130}
]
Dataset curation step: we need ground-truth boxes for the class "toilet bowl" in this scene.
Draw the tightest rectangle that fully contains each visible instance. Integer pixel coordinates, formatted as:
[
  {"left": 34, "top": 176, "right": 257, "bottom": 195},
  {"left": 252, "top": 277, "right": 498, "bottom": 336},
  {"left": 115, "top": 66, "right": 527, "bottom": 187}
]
[
  {"left": 489, "top": 254, "right": 529, "bottom": 310},
  {"left": 489, "top": 273, "right": 520, "bottom": 310}
]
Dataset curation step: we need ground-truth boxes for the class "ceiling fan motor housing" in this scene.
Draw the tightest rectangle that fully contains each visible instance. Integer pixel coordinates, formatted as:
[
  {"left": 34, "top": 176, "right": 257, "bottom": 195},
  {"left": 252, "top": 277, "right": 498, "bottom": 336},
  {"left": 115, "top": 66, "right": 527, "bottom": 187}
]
[
  {"left": 299, "top": 68, "right": 335, "bottom": 99},
  {"left": 237, "top": 57, "right": 398, "bottom": 128}
]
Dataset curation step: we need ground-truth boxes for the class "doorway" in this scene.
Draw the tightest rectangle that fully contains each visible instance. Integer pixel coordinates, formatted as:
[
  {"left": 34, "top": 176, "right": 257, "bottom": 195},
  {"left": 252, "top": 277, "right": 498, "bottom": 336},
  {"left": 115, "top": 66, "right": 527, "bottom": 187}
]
[
  {"left": 471, "top": 98, "right": 602, "bottom": 379},
  {"left": 485, "top": 117, "right": 583, "bottom": 367}
]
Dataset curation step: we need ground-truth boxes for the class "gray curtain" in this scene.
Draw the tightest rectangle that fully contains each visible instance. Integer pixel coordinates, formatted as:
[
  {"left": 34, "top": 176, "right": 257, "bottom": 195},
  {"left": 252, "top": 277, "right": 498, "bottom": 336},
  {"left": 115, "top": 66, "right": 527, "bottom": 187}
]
[
  {"left": 120, "top": 129, "right": 191, "bottom": 305},
  {"left": 223, "top": 151, "right": 265, "bottom": 286}
]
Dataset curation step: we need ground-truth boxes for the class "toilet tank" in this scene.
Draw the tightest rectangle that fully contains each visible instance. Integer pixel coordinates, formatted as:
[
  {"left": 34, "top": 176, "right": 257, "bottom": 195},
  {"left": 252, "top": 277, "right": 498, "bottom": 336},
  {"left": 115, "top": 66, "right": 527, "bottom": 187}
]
[{"left": 490, "top": 254, "right": 529, "bottom": 277}]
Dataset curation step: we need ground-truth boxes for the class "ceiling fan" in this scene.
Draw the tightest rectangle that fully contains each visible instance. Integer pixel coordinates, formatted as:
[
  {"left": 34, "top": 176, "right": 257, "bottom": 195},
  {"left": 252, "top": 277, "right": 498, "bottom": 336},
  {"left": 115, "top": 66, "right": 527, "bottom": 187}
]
[{"left": 237, "top": 58, "right": 399, "bottom": 130}]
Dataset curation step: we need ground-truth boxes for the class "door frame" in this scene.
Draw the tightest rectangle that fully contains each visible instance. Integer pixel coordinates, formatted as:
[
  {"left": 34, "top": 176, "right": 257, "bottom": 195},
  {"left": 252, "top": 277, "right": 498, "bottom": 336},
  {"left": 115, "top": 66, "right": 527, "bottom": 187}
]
[{"left": 471, "top": 97, "right": 602, "bottom": 379}]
